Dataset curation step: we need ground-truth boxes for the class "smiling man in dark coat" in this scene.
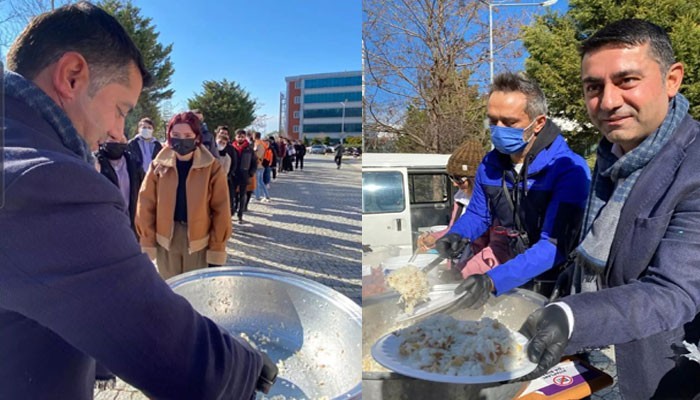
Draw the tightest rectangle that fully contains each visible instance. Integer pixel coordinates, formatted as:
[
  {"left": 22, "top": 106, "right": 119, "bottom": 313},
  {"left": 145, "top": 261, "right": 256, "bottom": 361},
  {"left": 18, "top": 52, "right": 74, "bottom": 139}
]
[{"left": 520, "top": 19, "right": 700, "bottom": 399}]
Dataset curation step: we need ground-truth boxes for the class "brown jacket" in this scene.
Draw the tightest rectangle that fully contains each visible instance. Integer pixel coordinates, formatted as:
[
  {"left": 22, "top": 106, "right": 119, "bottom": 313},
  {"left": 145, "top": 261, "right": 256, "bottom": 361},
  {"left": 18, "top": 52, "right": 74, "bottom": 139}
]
[{"left": 136, "top": 146, "right": 231, "bottom": 265}]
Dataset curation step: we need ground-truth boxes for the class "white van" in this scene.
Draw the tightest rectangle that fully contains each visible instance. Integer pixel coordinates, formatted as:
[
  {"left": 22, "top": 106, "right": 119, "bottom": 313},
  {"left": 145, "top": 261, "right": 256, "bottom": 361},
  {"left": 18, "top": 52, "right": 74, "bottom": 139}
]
[{"left": 362, "top": 153, "right": 454, "bottom": 254}]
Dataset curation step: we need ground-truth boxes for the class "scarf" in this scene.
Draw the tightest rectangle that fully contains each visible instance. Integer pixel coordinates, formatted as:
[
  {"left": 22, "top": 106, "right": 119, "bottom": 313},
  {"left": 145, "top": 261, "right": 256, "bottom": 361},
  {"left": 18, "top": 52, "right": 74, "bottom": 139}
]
[
  {"left": 233, "top": 140, "right": 249, "bottom": 157},
  {"left": 4, "top": 70, "right": 94, "bottom": 164},
  {"left": 575, "top": 94, "right": 689, "bottom": 293}
]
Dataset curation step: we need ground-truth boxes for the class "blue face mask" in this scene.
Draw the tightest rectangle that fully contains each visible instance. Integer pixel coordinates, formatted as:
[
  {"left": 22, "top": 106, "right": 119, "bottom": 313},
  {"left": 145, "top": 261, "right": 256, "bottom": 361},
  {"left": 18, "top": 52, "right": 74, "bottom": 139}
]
[{"left": 489, "top": 119, "right": 537, "bottom": 155}]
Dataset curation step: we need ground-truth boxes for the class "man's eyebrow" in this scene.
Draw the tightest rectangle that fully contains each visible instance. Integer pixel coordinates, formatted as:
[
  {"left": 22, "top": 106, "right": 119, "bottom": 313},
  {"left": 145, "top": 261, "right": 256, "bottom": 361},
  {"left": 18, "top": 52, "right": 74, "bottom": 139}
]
[
  {"left": 582, "top": 69, "right": 643, "bottom": 84},
  {"left": 119, "top": 102, "right": 135, "bottom": 112},
  {"left": 582, "top": 76, "right": 602, "bottom": 84},
  {"left": 611, "top": 69, "right": 643, "bottom": 80}
]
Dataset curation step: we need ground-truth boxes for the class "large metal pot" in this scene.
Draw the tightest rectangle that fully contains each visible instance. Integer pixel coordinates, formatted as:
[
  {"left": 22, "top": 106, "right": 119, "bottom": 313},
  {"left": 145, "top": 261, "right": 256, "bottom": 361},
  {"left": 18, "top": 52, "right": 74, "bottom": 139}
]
[
  {"left": 362, "top": 287, "right": 547, "bottom": 399},
  {"left": 167, "top": 266, "right": 362, "bottom": 400}
]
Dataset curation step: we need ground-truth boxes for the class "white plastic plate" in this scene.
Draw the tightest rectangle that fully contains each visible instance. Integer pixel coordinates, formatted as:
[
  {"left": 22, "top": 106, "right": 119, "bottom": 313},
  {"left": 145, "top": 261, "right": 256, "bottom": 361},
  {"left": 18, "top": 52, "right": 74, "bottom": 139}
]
[{"left": 371, "top": 328, "right": 537, "bottom": 384}]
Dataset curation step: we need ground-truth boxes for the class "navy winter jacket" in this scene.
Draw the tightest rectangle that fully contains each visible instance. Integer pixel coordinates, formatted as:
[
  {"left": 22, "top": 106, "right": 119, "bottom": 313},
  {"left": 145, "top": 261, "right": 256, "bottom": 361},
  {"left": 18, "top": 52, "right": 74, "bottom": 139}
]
[
  {"left": 1, "top": 86, "right": 262, "bottom": 399},
  {"left": 562, "top": 114, "right": 700, "bottom": 399}
]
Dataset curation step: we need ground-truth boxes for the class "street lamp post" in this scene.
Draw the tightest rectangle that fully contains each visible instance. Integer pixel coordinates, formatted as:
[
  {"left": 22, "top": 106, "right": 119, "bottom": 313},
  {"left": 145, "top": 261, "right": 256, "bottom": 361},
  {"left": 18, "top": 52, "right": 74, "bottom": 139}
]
[
  {"left": 483, "top": 0, "right": 558, "bottom": 84},
  {"left": 340, "top": 100, "right": 347, "bottom": 144}
]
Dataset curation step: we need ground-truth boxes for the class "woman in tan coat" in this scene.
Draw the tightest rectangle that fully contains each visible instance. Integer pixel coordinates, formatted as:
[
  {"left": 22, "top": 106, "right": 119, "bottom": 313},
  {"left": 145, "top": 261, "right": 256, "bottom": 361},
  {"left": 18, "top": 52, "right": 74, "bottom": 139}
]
[{"left": 136, "top": 111, "right": 231, "bottom": 279}]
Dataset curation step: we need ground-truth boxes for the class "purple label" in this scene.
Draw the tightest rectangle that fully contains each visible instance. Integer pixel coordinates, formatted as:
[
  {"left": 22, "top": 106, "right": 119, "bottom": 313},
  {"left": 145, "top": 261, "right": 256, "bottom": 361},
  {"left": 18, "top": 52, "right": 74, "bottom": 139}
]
[{"left": 538, "top": 369, "right": 599, "bottom": 396}]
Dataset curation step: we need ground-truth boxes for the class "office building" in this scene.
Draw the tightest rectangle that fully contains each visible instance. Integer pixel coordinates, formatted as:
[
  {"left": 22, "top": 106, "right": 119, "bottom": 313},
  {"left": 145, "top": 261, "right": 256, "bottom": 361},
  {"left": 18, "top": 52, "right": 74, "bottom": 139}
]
[{"left": 284, "top": 71, "right": 362, "bottom": 143}]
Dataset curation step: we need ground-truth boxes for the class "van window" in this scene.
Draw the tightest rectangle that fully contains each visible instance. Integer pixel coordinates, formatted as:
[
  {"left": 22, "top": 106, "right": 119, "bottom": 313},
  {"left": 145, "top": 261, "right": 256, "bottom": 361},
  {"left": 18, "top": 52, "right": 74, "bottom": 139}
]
[
  {"left": 362, "top": 171, "right": 405, "bottom": 214},
  {"left": 409, "top": 173, "right": 449, "bottom": 204}
]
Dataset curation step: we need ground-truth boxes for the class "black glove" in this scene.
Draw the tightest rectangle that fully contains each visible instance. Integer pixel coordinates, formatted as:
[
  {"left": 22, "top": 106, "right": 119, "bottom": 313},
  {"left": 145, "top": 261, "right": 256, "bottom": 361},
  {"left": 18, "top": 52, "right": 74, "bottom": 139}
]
[
  {"left": 549, "top": 264, "right": 574, "bottom": 301},
  {"left": 518, "top": 305, "right": 571, "bottom": 380},
  {"left": 454, "top": 273, "right": 493, "bottom": 309},
  {"left": 435, "top": 233, "right": 468, "bottom": 259},
  {"left": 255, "top": 352, "right": 278, "bottom": 394}
]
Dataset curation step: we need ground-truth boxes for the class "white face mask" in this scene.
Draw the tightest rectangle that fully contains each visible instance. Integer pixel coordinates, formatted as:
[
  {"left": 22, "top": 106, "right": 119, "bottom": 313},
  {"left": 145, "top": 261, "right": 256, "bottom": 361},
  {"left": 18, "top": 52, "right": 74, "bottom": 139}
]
[{"left": 140, "top": 128, "right": 153, "bottom": 139}]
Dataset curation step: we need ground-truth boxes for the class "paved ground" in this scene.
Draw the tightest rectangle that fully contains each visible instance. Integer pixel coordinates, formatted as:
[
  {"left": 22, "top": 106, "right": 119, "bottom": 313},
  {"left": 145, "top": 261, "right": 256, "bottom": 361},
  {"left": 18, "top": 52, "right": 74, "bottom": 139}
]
[
  {"left": 94, "top": 154, "right": 362, "bottom": 399},
  {"left": 590, "top": 347, "right": 620, "bottom": 399}
]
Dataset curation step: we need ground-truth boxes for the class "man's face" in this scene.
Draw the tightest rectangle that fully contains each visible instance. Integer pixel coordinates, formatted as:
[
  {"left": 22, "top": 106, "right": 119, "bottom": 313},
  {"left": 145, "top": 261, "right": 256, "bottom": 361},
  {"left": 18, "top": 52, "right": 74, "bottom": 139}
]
[
  {"left": 581, "top": 43, "right": 682, "bottom": 152},
  {"left": 68, "top": 63, "right": 142, "bottom": 151},
  {"left": 236, "top": 133, "right": 247, "bottom": 143},
  {"left": 487, "top": 90, "right": 535, "bottom": 134}
]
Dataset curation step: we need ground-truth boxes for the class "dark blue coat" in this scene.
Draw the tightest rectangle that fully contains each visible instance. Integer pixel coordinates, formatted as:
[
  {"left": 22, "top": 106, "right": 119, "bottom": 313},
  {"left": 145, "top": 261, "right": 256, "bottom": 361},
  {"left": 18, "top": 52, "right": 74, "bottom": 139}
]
[
  {"left": 562, "top": 114, "right": 700, "bottom": 399},
  {"left": 1, "top": 95, "right": 262, "bottom": 399},
  {"left": 450, "top": 121, "right": 591, "bottom": 294}
]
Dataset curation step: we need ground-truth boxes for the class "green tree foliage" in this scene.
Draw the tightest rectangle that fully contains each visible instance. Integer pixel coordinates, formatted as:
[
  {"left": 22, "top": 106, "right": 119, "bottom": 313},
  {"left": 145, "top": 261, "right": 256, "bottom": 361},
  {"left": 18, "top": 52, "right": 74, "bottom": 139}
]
[
  {"left": 523, "top": 0, "right": 700, "bottom": 155},
  {"left": 345, "top": 136, "right": 362, "bottom": 147},
  {"left": 187, "top": 79, "right": 256, "bottom": 133},
  {"left": 99, "top": 0, "right": 174, "bottom": 139}
]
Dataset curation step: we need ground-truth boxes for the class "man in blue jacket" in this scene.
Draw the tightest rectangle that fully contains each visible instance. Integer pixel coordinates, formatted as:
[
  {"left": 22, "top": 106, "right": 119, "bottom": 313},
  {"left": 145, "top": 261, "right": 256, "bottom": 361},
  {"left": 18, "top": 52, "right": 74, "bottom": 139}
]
[
  {"left": 436, "top": 72, "right": 591, "bottom": 302},
  {"left": 0, "top": 3, "right": 275, "bottom": 399},
  {"left": 520, "top": 19, "right": 700, "bottom": 399}
]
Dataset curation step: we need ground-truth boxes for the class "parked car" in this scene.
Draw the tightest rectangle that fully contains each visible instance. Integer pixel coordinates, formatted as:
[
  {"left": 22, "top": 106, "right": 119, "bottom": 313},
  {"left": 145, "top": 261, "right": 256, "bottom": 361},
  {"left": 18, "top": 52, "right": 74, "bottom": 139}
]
[
  {"left": 324, "top": 145, "right": 335, "bottom": 154},
  {"left": 309, "top": 145, "right": 325, "bottom": 154}
]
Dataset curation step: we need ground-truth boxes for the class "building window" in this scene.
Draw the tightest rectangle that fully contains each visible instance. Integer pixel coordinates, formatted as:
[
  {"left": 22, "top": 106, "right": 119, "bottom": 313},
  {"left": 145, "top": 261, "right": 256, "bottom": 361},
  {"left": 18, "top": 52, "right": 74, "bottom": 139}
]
[
  {"left": 294, "top": 96, "right": 300, "bottom": 104},
  {"left": 305, "top": 75, "right": 362, "bottom": 89},
  {"left": 302, "top": 123, "right": 362, "bottom": 134},
  {"left": 303, "top": 107, "right": 362, "bottom": 119},
  {"left": 293, "top": 111, "right": 300, "bottom": 119},
  {"left": 294, "top": 80, "right": 300, "bottom": 89},
  {"left": 293, "top": 125, "right": 299, "bottom": 133},
  {"left": 304, "top": 92, "right": 362, "bottom": 104}
]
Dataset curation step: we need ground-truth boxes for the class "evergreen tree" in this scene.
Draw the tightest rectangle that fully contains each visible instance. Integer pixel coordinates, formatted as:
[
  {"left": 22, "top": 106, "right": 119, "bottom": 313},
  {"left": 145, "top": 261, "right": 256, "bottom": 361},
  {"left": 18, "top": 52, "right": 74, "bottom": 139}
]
[
  {"left": 99, "top": 0, "right": 175, "bottom": 139},
  {"left": 187, "top": 79, "right": 256, "bottom": 132},
  {"left": 523, "top": 0, "right": 700, "bottom": 155}
]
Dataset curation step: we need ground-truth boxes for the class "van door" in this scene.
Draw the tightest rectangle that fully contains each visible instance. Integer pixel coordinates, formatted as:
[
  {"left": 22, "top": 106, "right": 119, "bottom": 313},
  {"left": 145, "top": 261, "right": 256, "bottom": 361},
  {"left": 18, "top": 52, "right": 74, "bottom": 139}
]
[
  {"left": 408, "top": 170, "right": 453, "bottom": 244},
  {"left": 362, "top": 167, "right": 412, "bottom": 248}
]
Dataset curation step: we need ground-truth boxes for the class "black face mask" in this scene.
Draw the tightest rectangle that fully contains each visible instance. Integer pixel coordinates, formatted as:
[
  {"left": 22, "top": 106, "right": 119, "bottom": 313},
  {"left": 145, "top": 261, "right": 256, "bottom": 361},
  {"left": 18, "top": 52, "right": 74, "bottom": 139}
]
[
  {"left": 100, "top": 142, "right": 128, "bottom": 160},
  {"left": 170, "top": 138, "right": 197, "bottom": 156}
]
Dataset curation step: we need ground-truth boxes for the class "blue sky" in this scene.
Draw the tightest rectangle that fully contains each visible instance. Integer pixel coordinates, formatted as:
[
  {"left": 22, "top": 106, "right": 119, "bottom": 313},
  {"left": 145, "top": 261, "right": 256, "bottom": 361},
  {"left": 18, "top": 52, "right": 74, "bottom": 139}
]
[
  {"left": 136, "top": 0, "right": 361, "bottom": 133},
  {"left": 2, "top": 0, "right": 361, "bottom": 133}
]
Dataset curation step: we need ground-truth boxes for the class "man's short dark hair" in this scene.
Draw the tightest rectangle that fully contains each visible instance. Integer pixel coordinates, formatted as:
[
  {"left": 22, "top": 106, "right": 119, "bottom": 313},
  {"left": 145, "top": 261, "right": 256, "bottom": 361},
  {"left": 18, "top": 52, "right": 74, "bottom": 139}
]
[
  {"left": 489, "top": 71, "right": 548, "bottom": 118},
  {"left": 138, "top": 117, "right": 154, "bottom": 127},
  {"left": 216, "top": 125, "right": 229, "bottom": 134},
  {"left": 580, "top": 19, "right": 676, "bottom": 74},
  {"left": 6, "top": 1, "right": 152, "bottom": 94},
  {"left": 254, "top": 131, "right": 262, "bottom": 139},
  {"left": 235, "top": 129, "right": 247, "bottom": 136}
]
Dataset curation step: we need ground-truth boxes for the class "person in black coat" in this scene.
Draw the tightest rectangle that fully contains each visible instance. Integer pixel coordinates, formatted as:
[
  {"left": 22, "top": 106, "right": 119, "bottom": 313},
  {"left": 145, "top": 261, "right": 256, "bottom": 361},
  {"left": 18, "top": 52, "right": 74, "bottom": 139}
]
[
  {"left": 230, "top": 129, "right": 257, "bottom": 223},
  {"left": 96, "top": 137, "right": 145, "bottom": 235},
  {"left": 294, "top": 140, "right": 306, "bottom": 170}
]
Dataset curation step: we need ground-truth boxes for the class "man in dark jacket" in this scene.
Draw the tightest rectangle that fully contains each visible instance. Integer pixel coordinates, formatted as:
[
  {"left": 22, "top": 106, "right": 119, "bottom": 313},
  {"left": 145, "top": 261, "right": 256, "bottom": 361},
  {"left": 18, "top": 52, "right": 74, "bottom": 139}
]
[
  {"left": 294, "top": 140, "right": 306, "bottom": 170},
  {"left": 231, "top": 129, "right": 257, "bottom": 223},
  {"left": 96, "top": 135, "right": 144, "bottom": 235},
  {"left": 436, "top": 72, "right": 591, "bottom": 301},
  {"left": 334, "top": 143, "right": 344, "bottom": 169},
  {"left": 520, "top": 19, "right": 700, "bottom": 399},
  {"left": 0, "top": 4, "right": 276, "bottom": 399},
  {"left": 126, "top": 116, "right": 162, "bottom": 175}
]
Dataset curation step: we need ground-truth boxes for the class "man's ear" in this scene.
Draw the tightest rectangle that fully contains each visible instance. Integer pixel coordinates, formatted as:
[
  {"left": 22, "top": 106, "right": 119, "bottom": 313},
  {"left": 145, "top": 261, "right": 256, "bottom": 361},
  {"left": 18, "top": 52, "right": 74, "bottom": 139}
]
[
  {"left": 665, "top": 61, "right": 684, "bottom": 98},
  {"left": 51, "top": 51, "right": 90, "bottom": 101},
  {"left": 533, "top": 114, "right": 547, "bottom": 135}
]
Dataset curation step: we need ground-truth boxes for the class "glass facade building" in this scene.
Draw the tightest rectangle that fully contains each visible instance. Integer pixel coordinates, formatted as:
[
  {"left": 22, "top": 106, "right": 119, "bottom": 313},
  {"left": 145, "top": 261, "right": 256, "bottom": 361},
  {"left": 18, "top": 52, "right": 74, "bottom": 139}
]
[{"left": 285, "top": 71, "right": 362, "bottom": 142}]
